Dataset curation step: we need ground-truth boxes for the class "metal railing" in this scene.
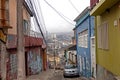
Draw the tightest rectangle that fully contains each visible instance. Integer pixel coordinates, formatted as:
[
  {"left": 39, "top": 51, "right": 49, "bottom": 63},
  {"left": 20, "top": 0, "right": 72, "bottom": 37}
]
[{"left": 29, "top": 30, "right": 42, "bottom": 38}]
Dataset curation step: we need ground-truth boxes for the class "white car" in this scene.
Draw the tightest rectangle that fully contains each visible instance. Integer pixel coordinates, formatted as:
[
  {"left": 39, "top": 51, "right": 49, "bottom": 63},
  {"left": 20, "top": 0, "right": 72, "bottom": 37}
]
[{"left": 63, "top": 64, "right": 79, "bottom": 77}]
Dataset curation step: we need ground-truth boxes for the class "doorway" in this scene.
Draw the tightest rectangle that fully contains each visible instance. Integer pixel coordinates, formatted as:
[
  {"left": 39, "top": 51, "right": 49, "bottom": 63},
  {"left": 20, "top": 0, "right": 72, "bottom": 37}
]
[{"left": 25, "top": 52, "right": 28, "bottom": 76}]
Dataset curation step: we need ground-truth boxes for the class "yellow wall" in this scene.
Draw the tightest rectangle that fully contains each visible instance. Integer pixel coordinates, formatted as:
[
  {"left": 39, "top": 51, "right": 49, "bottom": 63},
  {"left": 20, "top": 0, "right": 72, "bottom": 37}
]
[{"left": 96, "top": 1, "right": 120, "bottom": 75}]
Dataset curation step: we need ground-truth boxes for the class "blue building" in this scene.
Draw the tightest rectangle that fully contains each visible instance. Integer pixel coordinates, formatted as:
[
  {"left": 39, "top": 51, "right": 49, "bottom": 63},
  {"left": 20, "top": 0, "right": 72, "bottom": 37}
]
[{"left": 74, "top": 7, "right": 94, "bottom": 78}]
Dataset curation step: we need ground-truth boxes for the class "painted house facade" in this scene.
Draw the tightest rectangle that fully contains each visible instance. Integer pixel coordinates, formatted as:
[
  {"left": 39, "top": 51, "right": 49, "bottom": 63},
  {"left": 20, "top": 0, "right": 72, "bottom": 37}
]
[
  {"left": 90, "top": 0, "right": 120, "bottom": 79},
  {"left": 0, "top": 0, "right": 47, "bottom": 80},
  {"left": 65, "top": 45, "right": 77, "bottom": 65},
  {"left": 74, "top": 7, "right": 94, "bottom": 78}
]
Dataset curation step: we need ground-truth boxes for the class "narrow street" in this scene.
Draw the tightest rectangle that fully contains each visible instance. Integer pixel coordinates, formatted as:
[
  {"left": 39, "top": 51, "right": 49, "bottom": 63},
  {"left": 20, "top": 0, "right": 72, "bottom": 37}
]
[
  {"left": 27, "top": 69, "right": 89, "bottom": 80},
  {"left": 48, "top": 70, "right": 88, "bottom": 80},
  {"left": 1, "top": 0, "right": 120, "bottom": 80}
]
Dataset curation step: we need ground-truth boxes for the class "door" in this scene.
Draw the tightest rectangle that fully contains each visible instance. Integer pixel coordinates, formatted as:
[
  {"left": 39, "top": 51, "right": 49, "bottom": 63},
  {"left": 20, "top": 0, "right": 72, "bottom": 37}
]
[
  {"left": 90, "top": 36, "right": 96, "bottom": 78},
  {"left": 25, "top": 52, "right": 28, "bottom": 76}
]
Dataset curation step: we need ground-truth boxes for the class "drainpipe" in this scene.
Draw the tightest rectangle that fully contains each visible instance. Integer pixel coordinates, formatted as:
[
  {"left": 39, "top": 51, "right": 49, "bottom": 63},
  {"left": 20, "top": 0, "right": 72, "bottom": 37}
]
[{"left": 89, "top": 15, "right": 92, "bottom": 77}]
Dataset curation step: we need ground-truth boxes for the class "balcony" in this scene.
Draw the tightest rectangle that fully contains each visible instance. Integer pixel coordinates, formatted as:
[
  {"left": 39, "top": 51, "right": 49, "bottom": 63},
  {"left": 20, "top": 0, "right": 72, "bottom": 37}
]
[{"left": 90, "top": 0, "right": 120, "bottom": 16}]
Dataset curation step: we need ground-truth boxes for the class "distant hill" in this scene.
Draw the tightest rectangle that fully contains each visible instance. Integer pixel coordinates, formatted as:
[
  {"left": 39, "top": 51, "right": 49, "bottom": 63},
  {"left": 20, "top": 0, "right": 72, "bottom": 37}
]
[{"left": 55, "top": 31, "right": 74, "bottom": 42}]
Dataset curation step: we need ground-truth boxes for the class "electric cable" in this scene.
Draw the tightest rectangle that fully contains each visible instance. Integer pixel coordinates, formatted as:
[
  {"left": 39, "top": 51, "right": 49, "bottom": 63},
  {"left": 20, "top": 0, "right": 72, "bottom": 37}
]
[
  {"left": 68, "top": 0, "right": 80, "bottom": 13},
  {"left": 43, "top": 0, "right": 75, "bottom": 26},
  {"left": 28, "top": 0, "right": 47, "bottom": 44},
  {"left": 31, "top": 0, "right": 48, "bottom": 45},
  {"left": 32, "top": 0, "right": 47, "bottom": 39},
  {"left": 36, "top": 0, "right": 48, "bottom": 35}
]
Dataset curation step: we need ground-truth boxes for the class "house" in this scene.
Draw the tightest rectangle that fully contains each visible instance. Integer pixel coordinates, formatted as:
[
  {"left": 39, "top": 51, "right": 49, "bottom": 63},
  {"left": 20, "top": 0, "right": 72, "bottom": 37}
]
[
  {"left": 90, "top": 0, "right": 120, "bottom": 79},
  {"left": 74, "top": 7, "right": 95, "bottom": 78},
  {"left": 0, "top": 0, "right": 47, "bottom": 80},
  {"left": 63, "top": 45, "right": 77, "bottom": 65},
  {"left": 47, "top": 33, "right": 62, "bottom": 69},
  {"left": 0, "top": 0, "right": 12, "bottom": 80}
]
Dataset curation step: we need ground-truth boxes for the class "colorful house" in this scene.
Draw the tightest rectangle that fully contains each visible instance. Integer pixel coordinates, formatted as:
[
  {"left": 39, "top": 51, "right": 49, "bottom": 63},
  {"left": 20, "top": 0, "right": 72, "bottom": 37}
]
[
  {"left": 0, "top": 0, "right": 47, "bottom": 80},
  {"left": 64, "top": 45, "right": 77, "bottom": 65},
  {"left": 74, "top": 7, "right": 95, "bottom": 78},
  {"left": 90, "top": 0, "right": 120, "bottom": 79}
]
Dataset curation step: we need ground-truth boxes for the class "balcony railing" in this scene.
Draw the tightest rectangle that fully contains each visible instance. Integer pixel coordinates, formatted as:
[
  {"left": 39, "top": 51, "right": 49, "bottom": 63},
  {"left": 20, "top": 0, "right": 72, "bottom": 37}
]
[
  {"left": 90, "top": 0, "right": 99, "bottom": 9},
  {"left": 30, "top": 30, "right": 42, "bottom": 38}
]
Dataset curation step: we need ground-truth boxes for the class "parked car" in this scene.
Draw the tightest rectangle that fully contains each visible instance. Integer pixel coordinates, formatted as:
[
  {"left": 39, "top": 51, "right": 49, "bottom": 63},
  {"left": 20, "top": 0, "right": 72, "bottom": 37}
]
[{"left": 63, "top": 64, "right": 79, "bottom": 77}]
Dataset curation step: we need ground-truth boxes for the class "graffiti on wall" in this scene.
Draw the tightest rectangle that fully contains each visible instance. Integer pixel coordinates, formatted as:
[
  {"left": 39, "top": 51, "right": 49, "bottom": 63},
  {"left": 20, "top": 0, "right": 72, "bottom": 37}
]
[{"left": 28, "top": 51, "right": 42, "bottom": 74}]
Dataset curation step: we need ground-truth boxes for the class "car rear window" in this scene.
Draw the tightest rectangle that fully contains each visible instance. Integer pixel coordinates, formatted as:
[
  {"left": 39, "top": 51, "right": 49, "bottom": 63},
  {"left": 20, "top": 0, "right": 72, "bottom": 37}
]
[{"left": 65, "top": 65, "right": 77, "bottom": 69}]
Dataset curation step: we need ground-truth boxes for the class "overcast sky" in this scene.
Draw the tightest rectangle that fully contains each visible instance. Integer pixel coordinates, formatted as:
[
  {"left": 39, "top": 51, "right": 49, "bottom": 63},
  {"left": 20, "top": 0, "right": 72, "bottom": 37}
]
[{"left": 38, "top": 0, "right": 90, "bottom": 33}]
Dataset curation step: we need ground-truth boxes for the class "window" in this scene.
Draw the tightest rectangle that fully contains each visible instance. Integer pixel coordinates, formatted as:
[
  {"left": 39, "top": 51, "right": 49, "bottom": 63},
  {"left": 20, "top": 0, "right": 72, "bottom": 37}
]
[
  {"left": 78, "top": 30, "right": 88, "bottom": 48},
  {"left": 97, "top": 22, "right": 108, "bottom": 49},
  {"left": 23, "top": 20, "right": 29, "bottom": 34},
  {"left": 7, "top": 35, "right": 14, "bottom": 41}
]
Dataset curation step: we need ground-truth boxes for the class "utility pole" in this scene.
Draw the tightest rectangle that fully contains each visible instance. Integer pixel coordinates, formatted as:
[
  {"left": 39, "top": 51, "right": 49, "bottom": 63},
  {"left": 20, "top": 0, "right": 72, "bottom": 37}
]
[
  {"left": 53, "top": 34, "right": 56, "bottom": 71},
  {"left": 17, "top": 0, "right": 25, "bottom": 80},
  {"left": 54, "top": 38, "right": 55, "bottom": 71}
]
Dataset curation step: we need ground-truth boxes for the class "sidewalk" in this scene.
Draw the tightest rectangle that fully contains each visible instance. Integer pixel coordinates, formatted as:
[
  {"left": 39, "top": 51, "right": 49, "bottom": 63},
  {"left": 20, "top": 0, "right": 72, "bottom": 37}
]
[{"left": 26, "top": 69, "right": 54, "bottom": 80}]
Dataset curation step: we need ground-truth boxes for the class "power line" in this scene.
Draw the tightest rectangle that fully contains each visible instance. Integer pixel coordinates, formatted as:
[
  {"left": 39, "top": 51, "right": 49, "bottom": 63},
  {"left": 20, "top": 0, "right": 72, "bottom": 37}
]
[
  {"left": 36, "top": 0, "right": 47, "bottom": 33},
  {"left": 27, "top": 0, "right": 47, "bottom": 44},
  {"left": 43, "top": 0, "right": 74, "bottom": 26},
  {"left": 68, "top": 0, "right": 80, "bottom": 13},
  {"left": 44, "top": 0, "right": 74, "bottom": 24},
  {"left": 38, "top": 0, "right": 47, "bottom": 37},
  {"left": 32, "top": 0, "right": 47, "bottom": 36}
]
